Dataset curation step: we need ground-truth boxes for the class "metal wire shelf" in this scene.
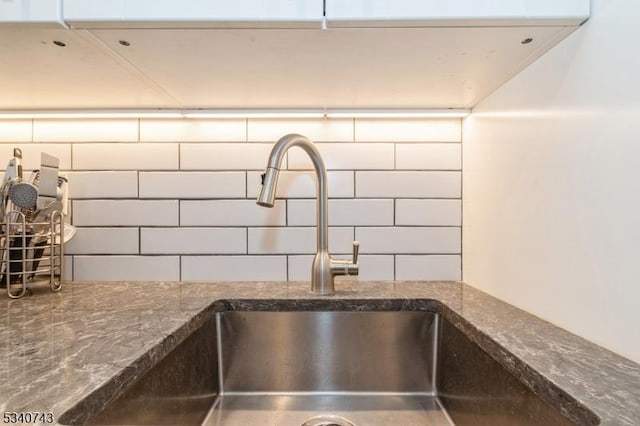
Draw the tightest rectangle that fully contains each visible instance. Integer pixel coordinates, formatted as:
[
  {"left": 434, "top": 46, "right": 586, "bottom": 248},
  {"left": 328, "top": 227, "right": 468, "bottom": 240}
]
[{"left": 1, "top": 210, "right": 64, "bottom": 299}]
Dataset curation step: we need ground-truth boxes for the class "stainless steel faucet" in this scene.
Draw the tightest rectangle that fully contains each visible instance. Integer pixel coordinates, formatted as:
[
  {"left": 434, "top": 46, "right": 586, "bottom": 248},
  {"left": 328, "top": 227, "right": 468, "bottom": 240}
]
[{"left": 257, "top": 134, "right": 359, "bottom": 295}]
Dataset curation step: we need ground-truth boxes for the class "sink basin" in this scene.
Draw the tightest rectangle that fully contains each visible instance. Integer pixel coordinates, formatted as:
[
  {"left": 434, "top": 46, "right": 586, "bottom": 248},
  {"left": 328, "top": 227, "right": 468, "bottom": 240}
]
[{"left": 61, "top": 303, "right": 597, "bottom": 425}]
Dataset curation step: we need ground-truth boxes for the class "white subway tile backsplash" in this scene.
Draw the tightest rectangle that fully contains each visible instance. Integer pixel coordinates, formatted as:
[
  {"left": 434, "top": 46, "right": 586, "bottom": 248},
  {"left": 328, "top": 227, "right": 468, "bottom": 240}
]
[
  {"left": 287, "top": 143, "right": 394, "bottom": 170},
  {"left": 73, "top": 256, "right": 180, "bottom": 281},
  {"left": 288, "top": 255, "right": 394, "bottom": 281},
  {"left": 287, "top": 199, "right": 394, "bottom": 226},
  {"left": 67, "top": 172, "right": 138, "bottom": 199},
  {"left": 247, "top": 171, "right": 354, "bottom": 198},
  {"left": 73, "top": 143, "right": 178, "bottom": 170},
  {"left": 355, "top": 118, "right": 461, "bottom": 142},
  {"left": 25, "top": 116, "right": 465, "bottom": 282},
  {"left": 181, "top": 200, "right": 285, "bottom": 226},
  {"left": 141, "top": 228, "right": 245, "bottom": 254},
  {"left": 139, "top": 172, "right": 245, "bottom": 198},
  {"left": 65, "top": 228, "right": 139, "bottom": 254},
  {"left": 287, "top": 255, "right": 313, "bottom": 281},
  {"left": 356, "top": 171, "right": 461, "bottom": 198},
  {"left": 73, "top": 200, "right": 178, "bottom": 226},
  {"left": 248, "top": 119, "right": 353, "bottom": 142},
  {"left": 182, "top": 256, "right": 287, "bottom": 281},
  {"left": 0, "top": 120, "right": 31, "bottom": 142},
  {"left": 33, "top": 119, "right": 138, "bottom": 142},
  {"left": 64, "top": 256, "right": 73, "bottom": 281},
  {"left": 248, "top": 227, "right": 353, "bottom": 254},
  {"left": 395, "top": 255, "right": 461, "bottom": 281},
  {"left": 396, "top": 143, "right": 462, "bottom": 170},
  {"left": 0, "top": 144, "right": 71, "bottom": 169},
  {"left": 358, "top": 255, "right": 396, "bottom": 281},
  {"left": 140, "top": 119, "right": 246, "bottom": 142},
  {"left": 396, "top": 199, "right": 462, "bottom": 226},
  {"left": 356, "top": 227, "right": 461, "bottom": 254},
  {"left": 181, "top": 143, "right": 271, "bottom": 170}
]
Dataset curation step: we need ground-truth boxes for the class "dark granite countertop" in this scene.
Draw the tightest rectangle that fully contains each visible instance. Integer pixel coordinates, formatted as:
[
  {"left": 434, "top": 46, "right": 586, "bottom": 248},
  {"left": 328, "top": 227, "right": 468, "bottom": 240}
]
[{"left": 0, "top": 281, "right": 638, "bottom": 425}]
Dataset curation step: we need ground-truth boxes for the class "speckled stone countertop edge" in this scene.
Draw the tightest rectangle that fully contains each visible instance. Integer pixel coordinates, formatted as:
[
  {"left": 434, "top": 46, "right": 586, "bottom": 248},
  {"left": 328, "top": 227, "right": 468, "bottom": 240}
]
[
  {"left": 1, "top": 280, "right": 638, "bottom": 426},
  {"left": 436, "top": 302, "right": 598, "bottom": 426},
  {"left": 57, "top": 302, "right": 219, "bottom": 425}
]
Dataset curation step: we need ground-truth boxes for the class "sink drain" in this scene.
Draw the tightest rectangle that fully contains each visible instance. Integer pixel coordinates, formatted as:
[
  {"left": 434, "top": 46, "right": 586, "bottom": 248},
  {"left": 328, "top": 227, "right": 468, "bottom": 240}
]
[{"left": 301, "top": 415, "right": 355, "bottom": 426}]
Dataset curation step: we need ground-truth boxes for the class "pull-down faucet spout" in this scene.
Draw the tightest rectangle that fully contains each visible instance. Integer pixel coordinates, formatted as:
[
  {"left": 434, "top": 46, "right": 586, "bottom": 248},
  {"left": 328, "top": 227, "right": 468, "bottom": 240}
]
[{"left": 257, "top": 134, "right": 359, "bottom": 295}]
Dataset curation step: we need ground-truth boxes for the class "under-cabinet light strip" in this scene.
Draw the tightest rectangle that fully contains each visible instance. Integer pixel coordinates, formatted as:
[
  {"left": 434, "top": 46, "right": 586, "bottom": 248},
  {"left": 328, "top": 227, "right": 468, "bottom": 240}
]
[
  {"left": 325, "top": 109, "right": 470, "bottom": 118},
  {"left": 0, "top": 110, "right": 184, "bottom": 119},
  {"left": 182, "top": 109, "right": 325, "bottom": 119},
  {"left": 0, "top": 108, "right": 470, "bottom": 119}
]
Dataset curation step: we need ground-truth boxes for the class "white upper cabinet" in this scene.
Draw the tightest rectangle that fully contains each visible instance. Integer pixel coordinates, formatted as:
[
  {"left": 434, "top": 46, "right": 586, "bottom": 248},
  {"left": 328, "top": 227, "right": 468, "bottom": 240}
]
[
  {"left": 62, "top": 0, "right": 590, "bottom": 29},
  {"left": 1, "top": 0, "right": 593, "bottom": 109},
  {"left": 0, "top": 0, "right": 64, "bottom": 26},
  {"left": 63, "top": 0, "right": 323, "bottom": 28},
  {"left": 325, "top": 0, "right": 590, "bottom": 27}
]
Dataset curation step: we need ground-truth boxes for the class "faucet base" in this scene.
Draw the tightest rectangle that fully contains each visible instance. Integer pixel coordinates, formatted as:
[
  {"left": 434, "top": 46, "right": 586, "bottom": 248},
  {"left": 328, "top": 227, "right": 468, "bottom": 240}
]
[
  {"left": 310, "top": 289, "right": 335, "bottom": 296},
  {"left": 311, "top": 252, "right": 335, "bottom": 295}
]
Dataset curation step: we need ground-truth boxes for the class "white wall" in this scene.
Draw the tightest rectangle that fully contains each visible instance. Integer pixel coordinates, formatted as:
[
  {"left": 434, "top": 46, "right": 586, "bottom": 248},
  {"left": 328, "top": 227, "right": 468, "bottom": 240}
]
[
  {"left": 463, "top": 0, "right": 640, "bottom": 363},
  {"left": 0, "top": 117, "right": 462, "bottom": 282}
]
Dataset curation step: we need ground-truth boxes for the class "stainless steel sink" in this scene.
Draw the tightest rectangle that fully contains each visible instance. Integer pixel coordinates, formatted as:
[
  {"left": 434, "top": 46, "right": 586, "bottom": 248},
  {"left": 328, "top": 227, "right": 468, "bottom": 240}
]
[
  {"left": 65, "top": 306, "right": 596, "bottom": 426},
  {"left": 209, "top": 311, "right": 447, "bottom": 426}
]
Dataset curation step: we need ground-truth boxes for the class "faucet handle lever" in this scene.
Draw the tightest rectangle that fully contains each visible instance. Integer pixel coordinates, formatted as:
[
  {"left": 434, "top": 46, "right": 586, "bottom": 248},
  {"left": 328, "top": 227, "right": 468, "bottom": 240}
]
[{"left": 352, "top": 241, "right": 360, "bottom": 264}]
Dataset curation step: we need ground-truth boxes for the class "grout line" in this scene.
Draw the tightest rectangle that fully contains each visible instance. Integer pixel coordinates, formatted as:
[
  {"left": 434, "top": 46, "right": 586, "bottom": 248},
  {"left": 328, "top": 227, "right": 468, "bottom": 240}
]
[
  {"left": 69, "top": 200, "right": 75, "bottom": 226},
  {"left": 54, "top": 168, "right": 270, "bottom": 173},
  {"left": 285, "top": 199, "right": 288, "bottom": 226},
  {"left": 58, "top": 167, "right": 461, "bottom": 172},
  {"left": 282, "top": 168, "right": 462, "bottom": 172},
  {"left": 393, "top": 198, "right": 397, "bottom": 226},
  {"left": 391, "top": 141, "right": 462, "bottom": 145},
  {"left": 353, "top": 170, "right": 356, "bottom": 197},
  {"left": 67, "top": 252, "right": 460, "bottom": 257},
  {"left": 393, "top": 254, "right": 396, "bottom": 280},
  {"left": 4, "top": 139, "right": 461, "bottom": 145},
  {"left": 393, "top": 143, "right": 397, "bottom": 169},
  {"left": 286, "top": 255, "right": 289, "bottom": 282},
  {"left": 352, "top": 118, "right": 356, "bottom": 142},
  {"left": 460, "top": 118, "right": 464, "bottom": 282}
]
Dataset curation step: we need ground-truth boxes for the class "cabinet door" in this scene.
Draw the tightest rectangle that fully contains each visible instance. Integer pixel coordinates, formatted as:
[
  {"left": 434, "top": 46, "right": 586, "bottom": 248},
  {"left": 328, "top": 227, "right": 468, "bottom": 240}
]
[
  {"left": 325, "top": 0, "right": 590, "bottom": 27},
  {"left": 64, "top": 0, "right": 322, "bottom": 28},
  {"left": 0, "top": 0, "right": 63, "bottom": 25},
  {"left": 62, "top": 1, "right": 123, "bottom": 22}
]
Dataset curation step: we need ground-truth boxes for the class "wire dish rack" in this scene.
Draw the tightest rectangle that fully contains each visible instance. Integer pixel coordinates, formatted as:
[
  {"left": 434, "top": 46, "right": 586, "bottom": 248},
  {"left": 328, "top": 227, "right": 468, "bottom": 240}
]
[{"left": 1, "top": 209, "right": 64, "bottom": 299}]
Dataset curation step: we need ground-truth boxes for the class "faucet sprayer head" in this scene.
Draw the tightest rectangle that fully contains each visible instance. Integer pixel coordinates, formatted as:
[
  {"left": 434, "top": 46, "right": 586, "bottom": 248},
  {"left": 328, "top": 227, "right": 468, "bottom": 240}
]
[{"left": 256, "top": 167, "right": 279, "bottom": 208}]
